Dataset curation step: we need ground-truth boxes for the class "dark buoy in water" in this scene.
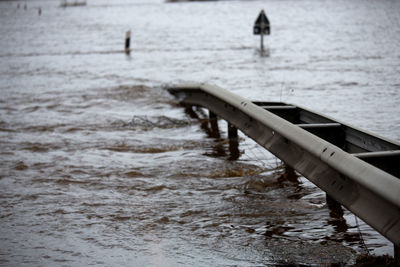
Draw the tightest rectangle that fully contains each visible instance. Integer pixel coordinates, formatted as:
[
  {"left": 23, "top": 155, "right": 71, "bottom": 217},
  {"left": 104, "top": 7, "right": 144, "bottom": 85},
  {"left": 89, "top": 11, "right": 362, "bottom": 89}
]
[
  {"left": 125, "top": 30, "right": 131, "bottom": 54},
  {"left": 38, "top": 7, "right": 42, "bottom": 16}
]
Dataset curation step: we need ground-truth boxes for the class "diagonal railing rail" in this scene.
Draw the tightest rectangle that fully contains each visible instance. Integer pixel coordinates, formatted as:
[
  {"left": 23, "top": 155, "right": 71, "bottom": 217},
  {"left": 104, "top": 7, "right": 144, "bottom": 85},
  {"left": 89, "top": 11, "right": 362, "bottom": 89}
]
[{"left": 168, "top": 83, "right": 400, "bottom": 259}]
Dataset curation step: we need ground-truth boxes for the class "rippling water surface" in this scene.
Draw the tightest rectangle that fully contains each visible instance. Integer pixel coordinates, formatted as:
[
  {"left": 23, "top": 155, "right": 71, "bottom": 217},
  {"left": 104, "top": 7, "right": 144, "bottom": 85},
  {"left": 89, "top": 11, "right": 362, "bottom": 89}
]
[{"left": 1, "top": 0, "right": 400, "bottom": 265}]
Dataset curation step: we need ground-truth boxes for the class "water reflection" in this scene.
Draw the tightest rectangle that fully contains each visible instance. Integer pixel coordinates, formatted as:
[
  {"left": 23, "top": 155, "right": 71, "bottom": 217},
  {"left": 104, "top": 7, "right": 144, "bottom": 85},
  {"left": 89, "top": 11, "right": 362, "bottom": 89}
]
[
  {"left": 258, "top": 47, "right": 271, "bottom": 58},
  {"left": 326, "top": 194, "right": 348, "bottom": 233},
  {"left": 228, "top": 138, "right": 240, "bottom": 161},
  {"left": 276, "top": 164, "right": 299, "bottom": 183},
  {"left": 184, "top": 105, "right": 241, "bottom": 160}
]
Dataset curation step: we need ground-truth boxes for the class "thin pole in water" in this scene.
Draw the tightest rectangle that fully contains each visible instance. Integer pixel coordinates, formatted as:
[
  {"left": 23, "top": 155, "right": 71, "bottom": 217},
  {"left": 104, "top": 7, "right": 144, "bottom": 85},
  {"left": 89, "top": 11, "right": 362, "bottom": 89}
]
[
  {"left": 253, "top": 10, "right": 269, "bottom": 52},
  {"left": 260, "top": 31, "right": 264, "bottom": 51},
  {"left": 125, "top": 30, "right": 131, "bottom": 54}
]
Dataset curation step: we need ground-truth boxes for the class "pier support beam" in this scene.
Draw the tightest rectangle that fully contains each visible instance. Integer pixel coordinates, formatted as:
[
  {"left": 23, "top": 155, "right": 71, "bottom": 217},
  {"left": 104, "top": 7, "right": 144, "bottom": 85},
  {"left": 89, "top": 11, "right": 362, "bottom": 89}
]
[
  {"left": 209, "top": 110, "right": 220, "bottom": 138},
  {"left": 228, "top": 122, "right": 238, "bottom": 140},
  {"left": 228, "top": 123, "right": 239, "bottom": 160},
  {"left": 184, "top": 104, "right": 198, "bottom": 119},
  {"left": 278, "top": 165, "right": 298, "bottom": 183},
  {"left": 326, "top": 194, "right": 344, "bottom": 218},
  {"left": 395, "top": 243, "right": 400, "bottom": 265}
]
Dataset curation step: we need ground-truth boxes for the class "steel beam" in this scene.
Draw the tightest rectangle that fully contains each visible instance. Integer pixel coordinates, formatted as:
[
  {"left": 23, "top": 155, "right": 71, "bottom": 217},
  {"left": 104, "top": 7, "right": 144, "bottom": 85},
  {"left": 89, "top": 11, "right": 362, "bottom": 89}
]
[
  {"left": 297, "top": 123, "right": 345, "bottom": 149},
  {"left": 353, "top": 150, "right": 400, "bottom": 178},
  {"left": 261, "top": 105, "right": 299, "bottom": 123},
  {"left": 168, "top": 83, "right": 400, "bottom": 246},
  {"left": 257, "top": 102, "right": 399, "bottom": 153}
]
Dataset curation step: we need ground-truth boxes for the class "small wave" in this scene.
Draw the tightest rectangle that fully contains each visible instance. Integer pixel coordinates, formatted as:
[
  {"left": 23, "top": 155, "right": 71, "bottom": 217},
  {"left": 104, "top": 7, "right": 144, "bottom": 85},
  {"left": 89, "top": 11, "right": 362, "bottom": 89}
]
[
  {"left": 243, "top": 177, "right": 277, "bottom": 193},
  {"left": 21, "top": 124, "right": 68, "bottom": 133},
  {"left": 21, "top": 106, "right": 41, "bottom": 113},
  {"left": 55, "top": 178, "right": 89, "bottom": 185},
  {"left": 61, "top": 126, "right": 85, "bottom": 133},
  {"left": 53, "top": 209, "right": 68, "bottom": 215},
  {"left": 102, "top": 85, "right": 151, "bottom": 101},
  {"left": 143, "top": 185, "right": 167, "bottom": 192},
  {"left": 172, "top": 161, "right": 266, "bottom": 179},
  {"left": 125, "top": 115, "right": 194, "bottom": 131},
  {"left": 105, "top": 145, "right": 182, "bottom": 154},
  {"left": 14, "top": 161, "right": 28, "bottom": 171},
  {"left": 0, "top": 213, "right": 12, "bottom": 219},
  {"left": 82, "top": 202, "right": 105, "bottom": 207},
  {"left": 339, "top": 81, "right": 359, "bottom": 87},
  {"left": 124, "top": 170, "right": 145, "bottom": 178},
  {"left": 0, "top": 127, "right": 15, "bottom": 133},
  {"left": 180, "top": 210, "right": 204, "bottom": 218},
  {"left": 20, "top": 194, "right": 39, "bottom": 201},
  {"left": 110, "top": 215, "right": 132, "bottom": 221},
  {"left": 156, "top": 216, "right": 170, "bottom": 224},
  {"left": 206, "top": 167, "right": 263, "bottom": 178},
  {"left": 22, "top": 142, "right": 62, "bottom": 153}
]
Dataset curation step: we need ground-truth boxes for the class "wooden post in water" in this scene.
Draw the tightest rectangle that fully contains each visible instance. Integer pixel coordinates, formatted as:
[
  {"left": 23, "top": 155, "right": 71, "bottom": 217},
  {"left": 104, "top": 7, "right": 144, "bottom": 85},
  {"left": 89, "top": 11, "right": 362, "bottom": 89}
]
[
  {"left": 228, "top": 122, "right": 238, "bottom": 140},
  {"left": 209, "top": 110, "right": 220, "bottom": 138},
  {"left": 125, "top": 30, "right": 131, "bottom": 54},
  {"left": 260, "top": 32, "right": 264, "bottom": 51},
  {"left": 228, "top": 123, "right": 239, "bottom": 160},
  {"left": 326, "top": 194, "right": 344, "bottom": 218}
]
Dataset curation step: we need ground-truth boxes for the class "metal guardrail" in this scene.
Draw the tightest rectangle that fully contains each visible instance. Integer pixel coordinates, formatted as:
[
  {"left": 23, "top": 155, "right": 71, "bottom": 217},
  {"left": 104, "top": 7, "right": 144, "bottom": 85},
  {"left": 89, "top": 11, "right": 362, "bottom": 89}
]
[{"left": 168, "top": 83, "right": 400, "bottom": 257}]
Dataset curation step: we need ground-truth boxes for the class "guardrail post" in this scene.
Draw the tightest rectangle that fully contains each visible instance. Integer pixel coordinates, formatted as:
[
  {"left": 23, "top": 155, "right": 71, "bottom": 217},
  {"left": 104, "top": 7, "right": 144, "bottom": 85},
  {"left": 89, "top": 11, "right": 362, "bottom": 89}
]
[
  {"left": 228, "top": 122, "right": 238, "bottom": 139},
  {"left": 278, "top": 165, "right": 298, "bottom": 182},
  {"left": 326, "top": 194, "right": 347, "bottom": 233},
  {"left": 184, "top": 104, "right": 198, "bottom": 119},
  {"left": 228, "top": 123, "right": 239, "bottom": 160},
  {"left": 326, "top": 194, "right": 344, "bottom": 218},
  {"left": 209, "top": 110, "right": 220, "bottom": 138}
]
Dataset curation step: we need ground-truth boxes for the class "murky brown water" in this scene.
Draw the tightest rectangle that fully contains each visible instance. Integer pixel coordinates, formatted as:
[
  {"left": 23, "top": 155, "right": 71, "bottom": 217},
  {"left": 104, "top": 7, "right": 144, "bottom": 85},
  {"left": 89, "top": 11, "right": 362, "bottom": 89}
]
[{"left": 1, "top": 0, "right": 399, "bottom": 266}]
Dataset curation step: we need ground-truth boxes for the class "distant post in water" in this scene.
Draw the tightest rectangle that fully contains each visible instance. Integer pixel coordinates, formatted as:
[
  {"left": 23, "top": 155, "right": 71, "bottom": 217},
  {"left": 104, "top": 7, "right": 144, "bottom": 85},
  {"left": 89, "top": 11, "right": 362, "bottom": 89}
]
[
  {"left": 253, "top": 10, "right": 270, "bottom": 51},
  {"left": 125, "top": 30, "right": 131, "bottom": 54}
]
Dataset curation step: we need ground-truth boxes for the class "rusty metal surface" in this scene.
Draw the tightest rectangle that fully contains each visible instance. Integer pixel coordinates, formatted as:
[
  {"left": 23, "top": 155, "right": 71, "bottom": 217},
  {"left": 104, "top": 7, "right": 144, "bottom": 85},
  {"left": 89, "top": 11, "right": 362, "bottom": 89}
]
[{"left": 169, "top": 83, "right": 400, "bottom": 245}]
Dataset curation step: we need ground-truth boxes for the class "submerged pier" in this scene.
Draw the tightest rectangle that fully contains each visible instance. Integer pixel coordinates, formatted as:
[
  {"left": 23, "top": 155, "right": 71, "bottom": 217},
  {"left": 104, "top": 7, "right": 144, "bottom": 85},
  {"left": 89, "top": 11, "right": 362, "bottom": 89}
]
[{"left": 168, "top": 83, "right": 400, "bottom": 261}]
